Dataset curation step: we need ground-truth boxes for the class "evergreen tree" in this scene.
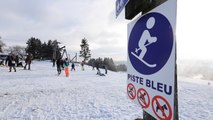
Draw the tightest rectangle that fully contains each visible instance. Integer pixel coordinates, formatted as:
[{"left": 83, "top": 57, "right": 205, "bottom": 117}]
[
  {"left": 47, "top": 40, "right": 54, "bottom": 59},
  {"left": 116, "top": 64, "right": 127, "bottom": 71},
  {"left": 25, "top": 37, "right": 42, "bottom": 59},
  {"left": 88, "top": 57, "right": 117, "bottom": 72},
  {"left": 40, "top": 42, "right": 49, "bottom": 60},
  {"left": 87, "top": 58, "right": 96, "bottom": 66},
  {"left": 79, "top": 38, "right": 91, "bottom": 62},
  {"left": 95, "top": 57, "right": 103, "bottom": 68},
  {"left": 103, "top": 58, "right": 117, "bottom": 72}
]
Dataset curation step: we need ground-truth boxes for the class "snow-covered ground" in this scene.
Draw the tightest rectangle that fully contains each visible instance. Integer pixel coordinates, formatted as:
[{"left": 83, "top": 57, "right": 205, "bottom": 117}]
[{"left": 0, "top": 61, "right": 213, "bottom": 120}]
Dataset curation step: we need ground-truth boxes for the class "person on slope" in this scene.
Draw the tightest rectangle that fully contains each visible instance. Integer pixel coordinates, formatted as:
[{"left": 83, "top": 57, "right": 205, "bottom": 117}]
[
  {"left": 5, "top": 54, "right": 16, "bottom": 72},
  {"left": 24, "top": 54, "right": 32, "bottom": 70},
  {"left": 63, "top": 58, "right": 70, "bottom": 77},
  {"left": 71, "top": 63, "right": 75, "bottom": 71},
  {"left": 56, "top": 57, "right": 62, "bottom": 75},
  {"left": 103, "top": 65, "right": 107, "bottom": 74}
]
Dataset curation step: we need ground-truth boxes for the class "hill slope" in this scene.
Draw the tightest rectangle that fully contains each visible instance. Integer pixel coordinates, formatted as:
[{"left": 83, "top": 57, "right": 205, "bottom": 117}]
[{"left": 0, "top": 61, "right": 212, "bottom": 120}]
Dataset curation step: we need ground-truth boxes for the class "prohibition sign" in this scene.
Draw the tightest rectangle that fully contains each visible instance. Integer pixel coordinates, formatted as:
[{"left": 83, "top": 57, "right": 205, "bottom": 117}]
[
  {"left": 152, "top": 95, "right": 172, "bottom": 120},
  {"left": 127, "top": 83, "right": 136, "bottom": 100},
  {"left": 137, "top": 88, "right": 150, "bottom": 109}
]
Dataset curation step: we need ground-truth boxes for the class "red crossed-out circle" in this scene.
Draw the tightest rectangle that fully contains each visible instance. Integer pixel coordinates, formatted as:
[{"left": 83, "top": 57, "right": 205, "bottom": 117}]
[
  {"left": 152, "top": 95, "right": 172, "bottom": 120},
  {"left": 127, "top": 83, "right": 136, "bottom": 100},
  {"left": 137, "top": 88, "right": 150, "bottom": 109}
]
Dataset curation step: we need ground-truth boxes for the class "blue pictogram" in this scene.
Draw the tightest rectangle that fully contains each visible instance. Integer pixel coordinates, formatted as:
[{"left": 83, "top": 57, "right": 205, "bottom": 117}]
[{"left": 128, "top": 12, "right": 173, "bottom": 75}]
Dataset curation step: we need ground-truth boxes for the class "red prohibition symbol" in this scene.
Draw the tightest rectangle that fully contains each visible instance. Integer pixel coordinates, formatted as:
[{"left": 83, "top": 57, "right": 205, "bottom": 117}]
[
  {"left": 127, "top": 83, "right": 136, "bottom": 100},
  {"left": 152, "top": 95, "right": 172, "bottom": 120},
  {"left": 137, "top": 88, "right": 150, "bottom": 109}
]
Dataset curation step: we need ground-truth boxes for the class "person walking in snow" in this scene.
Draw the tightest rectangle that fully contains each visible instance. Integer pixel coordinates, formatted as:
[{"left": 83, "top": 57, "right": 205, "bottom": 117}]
[
  {"left": 103, "top": 65, "right": 107, "bottom": 74},
  {"left": 81, "top": 61, "right": 85, "bottom": 71},
  {"left": 63, "top": 58, "right": 70, "bottom": 77},
  {"left": 5, "top": 54, "right": 16, "bottom": 72},
  {"left": 71, "top": 63, "right": 75, "bottom": 71},
  {"left": 24, "top": 54, "right": 32, "bottom": 70},
  {"left": 56, "top": 57, "right": 62, "bottom": 75},
  {"left": 15, "top": 55, "right": 19, "bottom": 67}
]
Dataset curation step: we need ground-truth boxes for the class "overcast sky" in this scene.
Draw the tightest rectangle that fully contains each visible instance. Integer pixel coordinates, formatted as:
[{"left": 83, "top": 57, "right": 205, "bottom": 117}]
[{"left": 0, "top": 0, "right": 213, "bottom": 61}]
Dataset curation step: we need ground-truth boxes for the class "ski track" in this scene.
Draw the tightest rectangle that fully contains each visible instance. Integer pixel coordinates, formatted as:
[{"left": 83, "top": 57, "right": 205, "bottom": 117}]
[{"left": 0, "top": 61, "right": 213, "bottom": 120}]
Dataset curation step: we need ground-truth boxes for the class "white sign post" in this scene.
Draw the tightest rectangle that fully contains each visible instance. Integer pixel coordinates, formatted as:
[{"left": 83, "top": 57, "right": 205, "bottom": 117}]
[{"left": 127, "top": 0, "right": 177, "bottom": 119}]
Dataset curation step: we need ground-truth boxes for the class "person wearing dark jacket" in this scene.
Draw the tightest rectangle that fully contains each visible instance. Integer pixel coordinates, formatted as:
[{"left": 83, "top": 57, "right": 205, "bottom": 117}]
[
  {"left": 71, "top": 63, "right": 75, "bottom": 71},
  {"left": 24, "top": 54, "right": 32, "bottom": 70},
  {"left": 103, "top": 65, "right": 107, "bottom": 74},
  {"left": 56, "top": 57, "right": 62, "bottom": 75},
  {"left": 5, "top": 54, "right": 16, "bottom": 72},
  {"left": 96, "top": 66, "right": 105, "bottom": 76},
  {"left": 15, "top": 55, "right": 19, "bottom": 67}
]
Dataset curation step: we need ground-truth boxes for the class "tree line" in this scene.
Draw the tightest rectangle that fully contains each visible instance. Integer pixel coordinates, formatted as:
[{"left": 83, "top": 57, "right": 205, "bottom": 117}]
[
  {"left": 87, "top": 58, "right": 127, "bottom": 72},
  {"left": 25, "top": 37, "right": 60, "bottom": 60},
  {"left": 0, "top": 37, "right": 59, "bottom": 60}
]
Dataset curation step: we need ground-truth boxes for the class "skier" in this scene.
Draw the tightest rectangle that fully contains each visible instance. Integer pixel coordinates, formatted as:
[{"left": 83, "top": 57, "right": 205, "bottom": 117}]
[
  {"left": 137, "top": 17, "right": 157, "bottom": 59},
  {"left": 131, "top": 17, "right": 157, "bottom": 68},
  {"left": 5, "top": 54, "right": 16, "bottom": 72}
]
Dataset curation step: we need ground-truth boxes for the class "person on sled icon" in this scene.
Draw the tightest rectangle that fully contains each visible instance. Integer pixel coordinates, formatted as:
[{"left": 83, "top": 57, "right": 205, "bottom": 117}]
[{"left": 131, "top": 17, "right": 157, "bottom": 68}]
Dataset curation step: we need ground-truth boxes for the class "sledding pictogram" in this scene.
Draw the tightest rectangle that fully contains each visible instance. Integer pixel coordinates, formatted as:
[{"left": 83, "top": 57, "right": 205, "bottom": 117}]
[
  {"left": 137, "top": 88, "right": 150, "bottom": 109},
  {"left": 152, "top": 95, "right": 172, "bottom": 120},
  {"left": 127, "top": 83, "right": 136, "bottom": 100}
]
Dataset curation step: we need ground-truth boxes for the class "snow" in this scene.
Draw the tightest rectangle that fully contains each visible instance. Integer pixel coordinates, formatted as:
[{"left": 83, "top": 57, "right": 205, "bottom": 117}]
[
  {"left": 178, "top": 77, "right": 213, "bottom": 120},
  {"left": 0, "top": 61, "right": 213, "bottom": 120}
]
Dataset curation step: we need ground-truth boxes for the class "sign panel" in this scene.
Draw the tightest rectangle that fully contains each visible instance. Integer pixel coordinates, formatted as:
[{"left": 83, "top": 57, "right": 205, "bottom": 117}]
[
  {"left": 127, "top": 83, "right": 136, "bottom": 100},
  {"left": 127, "top": 0, "right": 177, "bottom": 119},
  {"left": 116, "top": 0, "right": 129, "bottom": 18}
]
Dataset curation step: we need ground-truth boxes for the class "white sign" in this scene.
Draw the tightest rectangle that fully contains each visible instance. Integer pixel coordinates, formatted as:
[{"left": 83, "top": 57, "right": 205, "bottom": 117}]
[{"left": 127, "top": 0, "right": 177, "bottom": 119}]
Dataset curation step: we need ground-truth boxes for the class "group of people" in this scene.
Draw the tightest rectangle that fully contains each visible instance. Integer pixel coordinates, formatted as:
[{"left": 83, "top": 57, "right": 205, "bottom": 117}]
[
  {"left": 55, "top": 57, "right": 76, "bottom": 76},
  {"left": 55, "top": 58, "right": 108, "bottom": 77},
  {"left": 4, "top": 53, "right": 108, "bottom": 77},
  {"left": 96, "top": 65, "right": 107, "bottom": 76},
  {"left": 5, "top": 53, "right": 32, "bottom": 72}
]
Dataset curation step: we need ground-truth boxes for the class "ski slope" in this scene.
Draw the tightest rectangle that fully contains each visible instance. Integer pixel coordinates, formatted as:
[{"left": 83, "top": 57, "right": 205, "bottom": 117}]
[{"left": 0, "top": 61, "right": 213, "bottom": 120}]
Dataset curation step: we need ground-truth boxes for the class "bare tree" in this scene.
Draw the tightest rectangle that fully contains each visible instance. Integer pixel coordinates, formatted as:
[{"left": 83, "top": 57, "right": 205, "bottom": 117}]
[
  {"left": 5, "top": 45, "right": 26, "bottom": 59},
  {"left": 0, "top": 39, "right": 6, "bottom": 53}
]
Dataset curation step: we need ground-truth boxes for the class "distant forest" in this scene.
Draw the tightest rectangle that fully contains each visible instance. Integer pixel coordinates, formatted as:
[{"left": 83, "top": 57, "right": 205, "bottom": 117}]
[{"left": 87, "top": 58, "right": 127, "bottom": 72}]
